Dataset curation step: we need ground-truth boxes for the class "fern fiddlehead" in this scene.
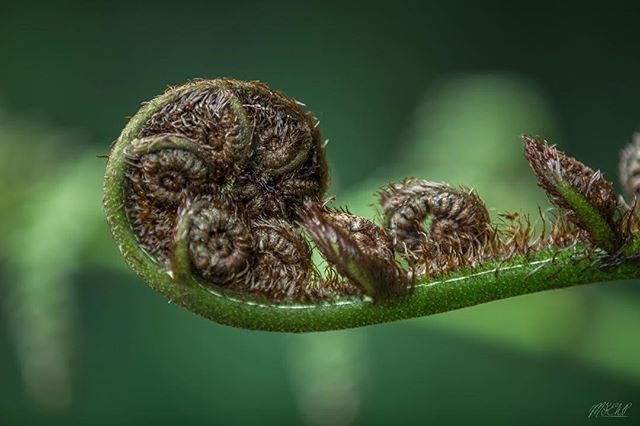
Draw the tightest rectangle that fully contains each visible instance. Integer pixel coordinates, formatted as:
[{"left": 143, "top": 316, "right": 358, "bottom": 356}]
[{"left": 104, "top": 78, "right": 640, "bottom": 332}]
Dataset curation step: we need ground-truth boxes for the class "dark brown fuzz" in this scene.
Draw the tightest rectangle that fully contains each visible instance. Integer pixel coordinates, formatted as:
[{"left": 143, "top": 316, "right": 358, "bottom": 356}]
[
  {"left": 116, "top": 79, "right": 630, "bottom": 306},
  {"left": 125, "top": 197, "right": 176, "bottom": 264}
]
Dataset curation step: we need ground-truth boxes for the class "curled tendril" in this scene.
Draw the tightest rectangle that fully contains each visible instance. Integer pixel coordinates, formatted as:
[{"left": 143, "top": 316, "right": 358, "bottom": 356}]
[
  {"left": 175, "top": 199, "right": 254, "bottom": 285},
  {"left": 126, "top": 136, "right": 212, "bottom": 206},
  {"left": 104, "top": 78, "right": 640, "bottom": 332}
]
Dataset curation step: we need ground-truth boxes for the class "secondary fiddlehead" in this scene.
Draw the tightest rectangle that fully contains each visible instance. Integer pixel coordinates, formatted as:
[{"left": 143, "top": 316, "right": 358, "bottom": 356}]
[
  {"left": 104, "top": 79, "right": 640, "bottom": 332},
  {"left": 174, "top": 198, "right": 254, "bottom": 285},
  {"left": 378, "top": 179, "right": 493, "bottom": 274}
]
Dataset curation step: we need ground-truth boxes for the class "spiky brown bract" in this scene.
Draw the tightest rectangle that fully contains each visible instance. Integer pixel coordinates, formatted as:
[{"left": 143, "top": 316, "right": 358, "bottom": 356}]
[
  {"left": 619, "top": 133, "right": 640, "bottom": 199},
  {"left": 301, "top": 202, "right": 406, "bottom": 300},
  {"left": 523, "top": 135, "right": 621, "bottom": 253},
  {"left": 617, "top": 134, "right": 640, "bottom": 254}
]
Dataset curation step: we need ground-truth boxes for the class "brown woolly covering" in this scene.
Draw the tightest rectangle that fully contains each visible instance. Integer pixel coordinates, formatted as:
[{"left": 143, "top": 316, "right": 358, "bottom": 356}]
[
  {"left": 237, "top": 219, "right": 359, "bottom": 301},
  {"left": 135, "top": 149, "right": 209, "bottom": 205},
  {"left": 241, "top": 219, "right": 312, "bottom": 299}
]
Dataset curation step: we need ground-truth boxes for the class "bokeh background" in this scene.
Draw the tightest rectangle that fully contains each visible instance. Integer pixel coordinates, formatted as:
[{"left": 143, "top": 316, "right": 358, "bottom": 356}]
[{"left": 1, "top": 1, "right": 639, "bottom": 424}]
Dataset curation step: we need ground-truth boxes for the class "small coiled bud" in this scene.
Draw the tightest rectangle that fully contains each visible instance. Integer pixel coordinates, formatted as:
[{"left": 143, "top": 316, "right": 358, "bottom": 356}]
[
  {"left": 378, "top": 178, "right": 491, "bottom": 265},
  {"left": 233, "top": 81, "right": 314, "bottom": 176},
  {"left": 136, "top": 149, "right": 208, "bottom": 205},
  {"left": 184, "top": 200, "right": 254, "bottom": 285}
]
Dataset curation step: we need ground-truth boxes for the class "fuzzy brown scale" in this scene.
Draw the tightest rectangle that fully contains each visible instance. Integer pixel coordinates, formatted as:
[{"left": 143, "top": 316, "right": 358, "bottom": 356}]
[
  {"left": 232, "top": 82, "right": 314, "bottom": 176},
  {"left": 546, "top": 214, "right": 583, "bottom": 249},
  {"left": 136, "top": 149, "right": 209, "bottom": 205},
  {"left": 123, "top": 137, "right": 224, "bottom": 263}
]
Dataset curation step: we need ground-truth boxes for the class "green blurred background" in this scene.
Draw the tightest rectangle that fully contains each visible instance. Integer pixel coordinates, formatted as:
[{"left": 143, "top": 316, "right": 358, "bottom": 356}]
[{"left": 1, "top": 1, "right": 639, "bottom": 424}]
